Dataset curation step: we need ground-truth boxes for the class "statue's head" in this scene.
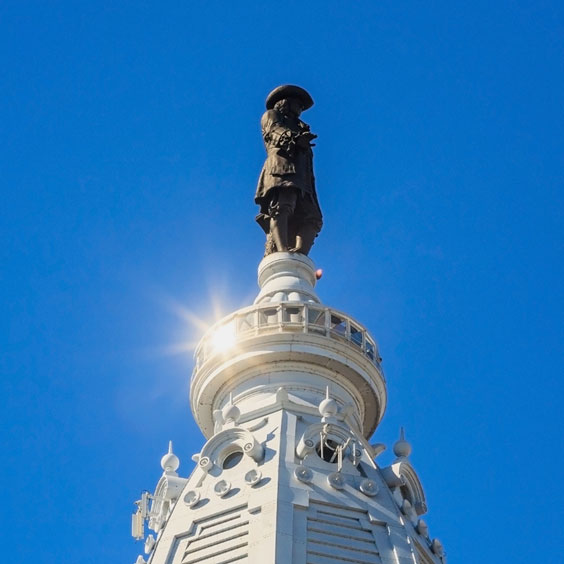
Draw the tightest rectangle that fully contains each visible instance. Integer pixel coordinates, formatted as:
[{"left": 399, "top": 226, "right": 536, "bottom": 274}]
[
  {"left": 266, "top": 85, "right": 313, "bottom": 112},
  {"left": 274, "top": 97, "right": 303, "bottom": 117}
]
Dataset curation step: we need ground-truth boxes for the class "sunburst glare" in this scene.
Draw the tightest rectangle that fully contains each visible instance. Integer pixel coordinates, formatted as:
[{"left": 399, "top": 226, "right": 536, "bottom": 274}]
[
  {"left": 152, "top": 290, "right": 240, "bottom": 360},
  {"left": 209, "top": 321, "right": 237, "bottom": 353}
]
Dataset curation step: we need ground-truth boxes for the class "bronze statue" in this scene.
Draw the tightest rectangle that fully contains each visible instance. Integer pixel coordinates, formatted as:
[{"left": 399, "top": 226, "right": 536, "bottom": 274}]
[{"left": 255, "top": 85, "right": 322, "bottom": 256}]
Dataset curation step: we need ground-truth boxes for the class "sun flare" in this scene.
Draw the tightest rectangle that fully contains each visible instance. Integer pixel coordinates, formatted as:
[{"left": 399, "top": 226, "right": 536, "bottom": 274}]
[{"left": 209, "top": 321, "right": 237, "bottom": 353}]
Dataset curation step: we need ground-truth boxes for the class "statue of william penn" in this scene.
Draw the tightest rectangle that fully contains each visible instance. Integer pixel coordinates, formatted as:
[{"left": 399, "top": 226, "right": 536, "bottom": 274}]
[{"left": 255, "top": 85, "right": 322, "bottom": 256}]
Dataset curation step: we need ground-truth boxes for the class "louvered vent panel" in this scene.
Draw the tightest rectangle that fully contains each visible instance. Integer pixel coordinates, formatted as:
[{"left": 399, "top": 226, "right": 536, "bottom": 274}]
[
  {"left": 413, "top": 540, "right": 437, "bottom": 564},
  {"left": 306, "top": 503, "right": 380, "bottom": 564},
  {"left": 182, "top": 505, "right": 249, "bottom": 564}
]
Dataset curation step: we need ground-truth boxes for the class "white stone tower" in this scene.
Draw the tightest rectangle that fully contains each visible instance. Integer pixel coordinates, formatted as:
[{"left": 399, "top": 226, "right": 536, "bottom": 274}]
[{"left": 131, "top": 252, "right": 447, "bottom": 564}]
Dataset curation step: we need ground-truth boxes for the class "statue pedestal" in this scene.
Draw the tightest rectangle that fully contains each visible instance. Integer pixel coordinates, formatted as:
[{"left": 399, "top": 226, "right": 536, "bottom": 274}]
[{"left": 254, "top": 252, "right": 320, "bottom": 305}]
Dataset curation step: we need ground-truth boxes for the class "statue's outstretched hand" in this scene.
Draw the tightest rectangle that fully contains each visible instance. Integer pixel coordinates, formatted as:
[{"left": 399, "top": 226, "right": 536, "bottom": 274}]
[{"left": 297, "top": 132, "right": 317, "bottom": 148}]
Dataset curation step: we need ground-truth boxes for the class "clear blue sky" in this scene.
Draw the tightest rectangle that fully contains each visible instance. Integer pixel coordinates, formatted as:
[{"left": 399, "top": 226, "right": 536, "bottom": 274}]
[{"left": 2, "top": 2, "right": 563, "bottom": 562}]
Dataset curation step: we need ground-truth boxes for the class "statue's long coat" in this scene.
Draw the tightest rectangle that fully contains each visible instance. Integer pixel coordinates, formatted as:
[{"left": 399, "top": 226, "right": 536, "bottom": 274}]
[{"left": 255, "top": 109, "right": 322, "bottom": 232}]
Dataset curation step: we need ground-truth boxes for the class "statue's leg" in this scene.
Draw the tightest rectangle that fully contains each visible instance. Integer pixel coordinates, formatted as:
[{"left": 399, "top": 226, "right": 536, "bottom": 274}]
[
  {"left": 293, "top": 194, "right": 322, "bottom": 255},
  {"left": 270, "top": 216, "right": 289, "bottom": 252},
  {"left": 294, "top": 223, "right": 318, "bottom": 255},
  {"left": 269, "top": 188, "right": 297, "bottom": 252},
  {"left": 264, "top": 232, "right": 276, "bottom": 256}
]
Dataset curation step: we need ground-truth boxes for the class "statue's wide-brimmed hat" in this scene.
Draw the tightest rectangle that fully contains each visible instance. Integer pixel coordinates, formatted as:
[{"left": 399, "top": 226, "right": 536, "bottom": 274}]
[{"left": 265, "top": 85, "right": 314, "bottom": 110}]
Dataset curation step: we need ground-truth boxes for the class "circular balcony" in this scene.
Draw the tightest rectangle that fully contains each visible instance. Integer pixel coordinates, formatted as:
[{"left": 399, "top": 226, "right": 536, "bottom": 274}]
[
  {"left": 193, "top": 302, "right": 382, "bottom": 375},
  {"left": 190, "top": 301, "right": 386, "bottom": 439}
]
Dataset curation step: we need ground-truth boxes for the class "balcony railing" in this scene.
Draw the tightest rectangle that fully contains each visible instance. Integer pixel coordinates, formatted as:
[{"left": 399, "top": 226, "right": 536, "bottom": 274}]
[{"left": 193, "top": 302, "right": 382, "bottom": 373}]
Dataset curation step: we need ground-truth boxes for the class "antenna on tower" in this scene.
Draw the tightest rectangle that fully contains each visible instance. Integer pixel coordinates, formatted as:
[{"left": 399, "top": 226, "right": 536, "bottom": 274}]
[
  {"left": 132, "top": 509, "right": 144, "bottom": 541},
  {"left": 131, "top": 491, "right": 151, "bottom": 540}
]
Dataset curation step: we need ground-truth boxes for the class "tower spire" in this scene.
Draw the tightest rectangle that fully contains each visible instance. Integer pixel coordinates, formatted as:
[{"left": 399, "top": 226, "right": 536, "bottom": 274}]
[{"left": 131, "top": 86, "right": 446, "bottom": 564}]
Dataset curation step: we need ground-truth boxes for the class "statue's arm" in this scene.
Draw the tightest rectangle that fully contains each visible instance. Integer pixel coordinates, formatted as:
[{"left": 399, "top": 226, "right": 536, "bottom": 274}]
[{"left": 261, "top": 110, "right": 296, "bottom": 154}]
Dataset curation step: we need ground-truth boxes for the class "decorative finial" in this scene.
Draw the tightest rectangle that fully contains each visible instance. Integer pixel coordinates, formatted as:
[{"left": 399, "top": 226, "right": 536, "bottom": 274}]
[
  {"left": 416, "top": 519, "right": 429, "bottom": 537},
  {"left": 431, "top": 538, "right": 445, "bottom": 557},
  {"left": 144, "top": 534, "right": 156, "bottom": 554},
  {"left": 275, "top": 387, "right": 289, "bottom": 402},
  {"left": 319, "top": 387, "right": 339, "bottom": 418},
  {"left": 221, "top": 394, "right": 241, "bottom": 424},
  {"left": 160, "top": 441, "right": 180, "bottom": 473},
  {"left": 393, "top": 426, "right": 412, "bottom": 458}
]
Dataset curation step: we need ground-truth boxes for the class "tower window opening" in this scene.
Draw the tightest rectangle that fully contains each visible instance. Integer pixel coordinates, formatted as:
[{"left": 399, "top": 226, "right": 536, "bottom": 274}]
[
  {"left": 283, "top": 305, "right": 304, "bottom": 323},
  {"left": 330, "top": 314, "right": 346, "bottom": 336},
  {"left": 259, "top": 308, "right": 278, "bottom": 326},
  {"left": 350, "top": 324, "right": 363, "bottom": 347},
  {"left": 366, "top": 340, "right": 375, "bottom": 360},
  {"left": 222, "top": 450, "right": 243, "bottom": 469},
  {"left": 316, "top": 439, "right": 340, "bottom": 463},
  {"left": 307, "top": 307, "right": 326, "bottom": 334}
]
